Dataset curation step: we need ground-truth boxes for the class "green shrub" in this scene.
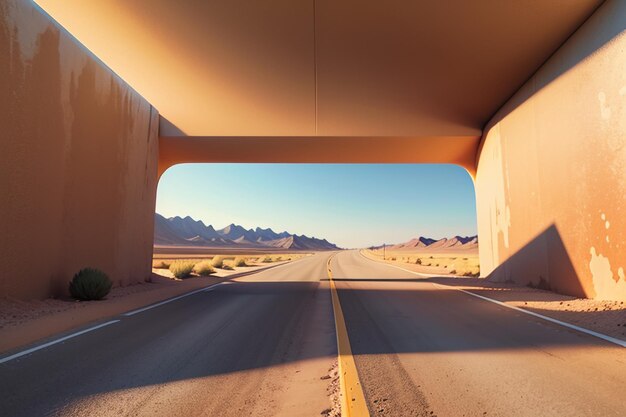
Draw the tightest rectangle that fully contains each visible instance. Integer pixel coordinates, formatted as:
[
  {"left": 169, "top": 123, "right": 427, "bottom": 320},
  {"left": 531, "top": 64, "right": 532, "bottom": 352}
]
[
  {"left": 211, "top": 256, "right": 224, "bottom": 268},
  {"left": 69, "top": 268, "right": 112, "bottom": 300},
  {"left": 194, "top": 261, "right": 216, "bottom": 276},
  {"left": 169, "top": 260, "right": 195, "bottom": 278},
  {"left": 234, "top": 257, "right": 247, "bottom": 267}
]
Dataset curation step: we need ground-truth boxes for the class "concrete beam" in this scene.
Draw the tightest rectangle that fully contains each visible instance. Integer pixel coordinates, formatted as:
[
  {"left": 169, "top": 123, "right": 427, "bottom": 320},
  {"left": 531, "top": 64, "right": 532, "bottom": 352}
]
[{"left": 158, "top": 135, "right": 480, "bottom": 178}]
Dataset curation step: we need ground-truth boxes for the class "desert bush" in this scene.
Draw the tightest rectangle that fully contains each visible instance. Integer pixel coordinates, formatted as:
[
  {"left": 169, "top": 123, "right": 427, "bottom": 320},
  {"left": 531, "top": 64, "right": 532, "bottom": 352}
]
[
  {"left": 169, "top": 260, "right": 195, "bottom": 278},
  {"left": 450, "top": 269, "right": 457, "bottom": 274},
  {"left": 222, "top": 264, "right": 234, "bottom": 270},
  {"left": 194, "top": 261, "right": 216, "bottom": 276},
  {"left": 390, "top": 257, "right": 396, "bottom": 261},
  {"left": 261, "top": 255, "right": 272, "bottom": 263},
  {"left": 152, "top": 260, "right": 171, "bottom": 269},
  {"left": 415, "top": 258, "right": 422, "bottom": 265},
  {"left": 69, "top": 268, "right": 112, "bottom": 301},
  {"left": 233, "top": 257, "right": 247, "bottom": 267},
  {"left": 436, "top": 264, "right": 440, "bottom": 267},
  {"left": 274, "top": 256, "right": 282, "bottom": 262},
  {"left": 210, "top": 256, "right": 224, "bottom": 268}
]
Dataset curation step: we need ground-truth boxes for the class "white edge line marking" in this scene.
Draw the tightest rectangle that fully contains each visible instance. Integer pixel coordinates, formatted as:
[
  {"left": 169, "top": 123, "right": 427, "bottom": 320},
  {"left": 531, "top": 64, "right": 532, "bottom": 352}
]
[
  {"left": 123, "top": 282, "right": 225, "bottom": 317},
  {"left": 359, "top": 250, "right": 626, "bottom": 348},
  {"left": 439, "top": 285, "right": 626, "bottom": 348},
  {"left": 0, "top": 320, "right": 120, "bottom": 364},
  {"left": 0, "top": 255, "right": 347, "bottom": 364}
]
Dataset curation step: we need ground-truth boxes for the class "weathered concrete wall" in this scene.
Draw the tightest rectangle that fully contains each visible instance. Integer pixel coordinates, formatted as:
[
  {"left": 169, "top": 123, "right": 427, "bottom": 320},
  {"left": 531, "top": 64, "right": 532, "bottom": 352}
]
[
  {"left": 476, "top": 0, "right": 626, "bottom": 300},
  {"left": 0, "top": 0, "right": 159, "bottom": 299}
]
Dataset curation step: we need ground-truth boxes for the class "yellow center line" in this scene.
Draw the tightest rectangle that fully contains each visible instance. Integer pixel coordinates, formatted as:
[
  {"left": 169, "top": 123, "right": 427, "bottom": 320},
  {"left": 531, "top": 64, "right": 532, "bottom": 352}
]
[{"left": 327, "top": 254, "right": 370, "bottom": 417}]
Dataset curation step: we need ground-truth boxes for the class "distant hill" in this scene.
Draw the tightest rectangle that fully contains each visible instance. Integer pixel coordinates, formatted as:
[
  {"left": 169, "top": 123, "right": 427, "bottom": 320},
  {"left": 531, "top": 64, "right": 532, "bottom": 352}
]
[
  {"left": 378, "top": 235, "right": 478, "bottom": 252},
  {"left": 154, "top": 213, "right": 340, "bottom": 251}
]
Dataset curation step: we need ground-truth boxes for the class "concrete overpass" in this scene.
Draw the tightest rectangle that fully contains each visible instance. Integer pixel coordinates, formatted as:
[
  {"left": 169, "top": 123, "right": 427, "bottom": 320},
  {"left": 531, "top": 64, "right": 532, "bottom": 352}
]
[{"left": 0, "top": 0, "right": 624, "bottom": 300}]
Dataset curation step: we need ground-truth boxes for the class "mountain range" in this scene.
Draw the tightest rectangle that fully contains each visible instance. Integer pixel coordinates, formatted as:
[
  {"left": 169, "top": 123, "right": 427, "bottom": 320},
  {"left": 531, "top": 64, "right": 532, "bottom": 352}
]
[
  {"left": 376, "top": 235, "right": 478, "bottom": 252},
  {"left": 154, "top": 213, "right": 340, "bottom": 251}
]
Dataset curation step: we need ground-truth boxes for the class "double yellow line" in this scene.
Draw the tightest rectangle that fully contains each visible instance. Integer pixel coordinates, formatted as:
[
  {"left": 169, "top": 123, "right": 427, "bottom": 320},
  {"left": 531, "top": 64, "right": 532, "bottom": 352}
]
[{"left": 327, "top": 255, "right": 370, "bottom": 417}]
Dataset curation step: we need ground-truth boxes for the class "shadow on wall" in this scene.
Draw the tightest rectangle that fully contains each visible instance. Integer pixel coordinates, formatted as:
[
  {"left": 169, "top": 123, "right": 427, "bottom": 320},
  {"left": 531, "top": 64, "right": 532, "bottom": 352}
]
[
  {"left": 486, "top": 0, "right": 623, "bottom": 128},
  {"left": 485, "top": 224, "right": 587, "bottom": 298}
]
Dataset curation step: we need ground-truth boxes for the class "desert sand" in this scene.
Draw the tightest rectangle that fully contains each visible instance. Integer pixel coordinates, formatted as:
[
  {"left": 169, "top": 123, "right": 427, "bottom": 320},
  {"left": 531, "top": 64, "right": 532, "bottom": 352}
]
[{"left": 364, "top": 248, "right": 480, "bottom": 276}]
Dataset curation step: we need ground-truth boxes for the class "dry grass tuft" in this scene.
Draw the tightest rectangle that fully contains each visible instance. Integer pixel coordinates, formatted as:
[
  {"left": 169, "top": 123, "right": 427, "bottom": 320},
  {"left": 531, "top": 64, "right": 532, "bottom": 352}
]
[
  {"left": 210, "top": 256, "right": 225, "bottom": 268},
  {"left": 234, "top": 257, "right": 248, "bottom": 267},
  {"left": 193, "top": 261, "right": 216, "bottom": 276},
  {"left": 169, "top": 260, "right": 196, "bottom": 279}
]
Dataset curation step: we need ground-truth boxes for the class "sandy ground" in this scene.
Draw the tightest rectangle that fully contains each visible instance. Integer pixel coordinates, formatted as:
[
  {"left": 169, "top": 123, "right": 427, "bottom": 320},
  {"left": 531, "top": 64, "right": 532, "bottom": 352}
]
[
  {"left": 322, "top": 360, "right": 341, "bottom": 417},
  {"left": 0, "top": 261, "right": 290, "bottom": 355},
  {"left": 365, "top": 248, "right": 479, "bottom": 276},
  {"left": 362, "top": 250, "right": 626, "bottom": 341}
]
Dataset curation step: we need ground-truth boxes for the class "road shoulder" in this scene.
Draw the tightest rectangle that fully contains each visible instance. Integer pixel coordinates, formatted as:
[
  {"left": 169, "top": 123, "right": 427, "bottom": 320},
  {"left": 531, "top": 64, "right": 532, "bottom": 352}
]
[
  {"left": 360, "top": 250, "right": 626, "bottom": 343},
  {"left": 0, "top": 262, "right": 290, "bottom": 354}
]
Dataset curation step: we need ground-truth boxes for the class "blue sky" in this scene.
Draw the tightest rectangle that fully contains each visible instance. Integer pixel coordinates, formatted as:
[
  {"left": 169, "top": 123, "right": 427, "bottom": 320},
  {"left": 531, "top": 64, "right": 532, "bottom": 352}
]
[{"left": 156, "top": 164, "right": 477, "bottom": 248}]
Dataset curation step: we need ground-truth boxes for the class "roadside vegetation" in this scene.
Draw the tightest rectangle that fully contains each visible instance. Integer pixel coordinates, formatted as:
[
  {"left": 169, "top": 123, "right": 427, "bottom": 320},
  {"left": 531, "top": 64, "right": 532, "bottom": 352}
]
[
  {"left": 193, "top": 261, "right": 216, "bottom": 276},
  {"left": 210, "top": 256, "right": 225, "bottom": 268},
  {"left": 366, "top": 249, "right": 480, "bottom": 277},
  {"left": 152, "top": 260, "right": 171, "bottom": 269},
  {"left": 234, "top": 257, "right": 248, "bottom": 267},
  {"left": 69, "top": 268, "right": 112, "bottom": 300},
  {"left": 169, "top": 260, "right": 196, "bottom": 279},
  {"left": 151, "top": 253, "right": 309, "bottom": 280}
]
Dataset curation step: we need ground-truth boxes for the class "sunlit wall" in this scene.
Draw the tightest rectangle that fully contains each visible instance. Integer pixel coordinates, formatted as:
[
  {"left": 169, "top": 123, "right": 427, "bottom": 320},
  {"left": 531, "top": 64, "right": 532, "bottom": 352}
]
[{"left": 476, "top": 0, "right": 626, "bottom": 300}]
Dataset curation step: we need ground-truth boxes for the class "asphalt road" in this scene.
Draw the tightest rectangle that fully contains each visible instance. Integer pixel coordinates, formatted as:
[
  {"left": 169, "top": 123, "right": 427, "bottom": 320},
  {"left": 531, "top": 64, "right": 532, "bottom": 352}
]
[
  {"left": 1, "top": 250, "right": 625, "bottom": 416},
  {"left": 331, "top": 250, "right": 626, "bottom": 417},
  {"left": 0, "top": 253, "right": 337, "bottom": 417}
]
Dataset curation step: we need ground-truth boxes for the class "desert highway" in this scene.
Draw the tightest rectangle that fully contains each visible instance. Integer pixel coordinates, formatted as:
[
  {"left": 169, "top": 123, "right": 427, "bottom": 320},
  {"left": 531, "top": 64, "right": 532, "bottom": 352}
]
[{"left": 1, "top": 251, "right": 626, "bottom": 416}]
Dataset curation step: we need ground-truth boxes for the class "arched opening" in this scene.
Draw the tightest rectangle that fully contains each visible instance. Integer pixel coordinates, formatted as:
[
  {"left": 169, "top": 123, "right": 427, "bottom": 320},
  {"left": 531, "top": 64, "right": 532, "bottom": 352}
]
[{"left": 152, "top": 163, "right": 479, "bottom": 281}]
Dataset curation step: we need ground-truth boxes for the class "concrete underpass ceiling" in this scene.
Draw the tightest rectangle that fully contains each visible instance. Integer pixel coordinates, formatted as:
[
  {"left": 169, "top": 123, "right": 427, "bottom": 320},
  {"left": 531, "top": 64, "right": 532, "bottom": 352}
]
[{"left": 35, "top": 0, "right": 603, "bottom": 139}]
